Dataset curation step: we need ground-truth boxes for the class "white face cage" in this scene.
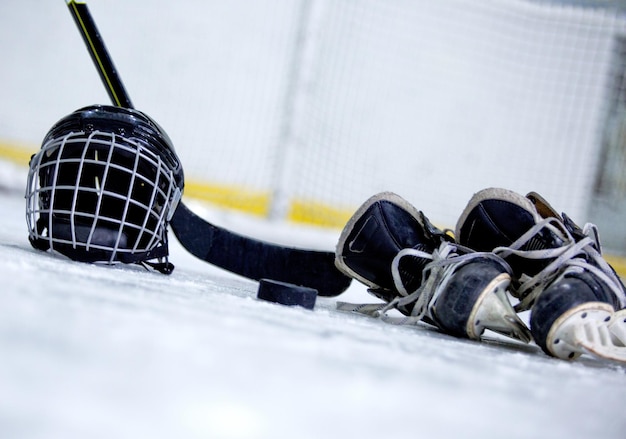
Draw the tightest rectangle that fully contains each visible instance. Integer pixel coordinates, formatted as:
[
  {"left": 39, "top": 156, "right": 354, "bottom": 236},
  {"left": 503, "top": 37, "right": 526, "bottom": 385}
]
[{"left": 26, "top": 130, "right": 182, "bottom": 270}]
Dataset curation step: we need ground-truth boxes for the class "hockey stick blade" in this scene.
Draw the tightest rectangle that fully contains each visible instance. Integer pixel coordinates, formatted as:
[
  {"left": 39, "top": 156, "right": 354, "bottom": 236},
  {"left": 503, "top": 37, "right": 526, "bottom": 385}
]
[
  {"left": 170, "top": 203, "right": 352, "bottom": 296},
  {"left": 66, "top": 0, "right": 351, "bottom": 294}
]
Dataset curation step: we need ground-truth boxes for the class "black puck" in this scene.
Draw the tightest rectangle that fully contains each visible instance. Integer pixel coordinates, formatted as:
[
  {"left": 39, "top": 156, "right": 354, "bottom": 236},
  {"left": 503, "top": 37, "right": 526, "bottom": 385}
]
[{"left": 257, "top": 279, "right": 318, "bottom": 310}]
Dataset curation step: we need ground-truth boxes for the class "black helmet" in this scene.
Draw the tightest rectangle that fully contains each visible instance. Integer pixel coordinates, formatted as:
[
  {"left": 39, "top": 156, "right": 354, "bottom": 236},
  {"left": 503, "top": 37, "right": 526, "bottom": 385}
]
[{"left": 26, "top": 105, "right": 184, "bottom": 273}]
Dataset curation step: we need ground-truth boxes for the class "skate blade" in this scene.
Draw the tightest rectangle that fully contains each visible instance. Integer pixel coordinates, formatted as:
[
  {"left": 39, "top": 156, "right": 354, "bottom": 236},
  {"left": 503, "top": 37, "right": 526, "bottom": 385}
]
[
  {"left": 467, "top": 273, "right": 532, "bottom": 343},
  {"left": 546, "top": 303, "right": 626, "bottom": 363}
]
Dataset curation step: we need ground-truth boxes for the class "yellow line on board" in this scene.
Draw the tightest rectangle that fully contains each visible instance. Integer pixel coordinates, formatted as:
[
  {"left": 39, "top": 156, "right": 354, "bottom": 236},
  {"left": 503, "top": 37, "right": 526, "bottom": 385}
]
[
  {"left": 288, "top": 198, "right": 353, "bottom": 229},
  {"left": 183, "top": 180, "right": 272, "bottom": 218},
  {"left": 604, "top": 255, "right": 626, "bottom": 280},
  {"left": 3, "top": 139, "right": 626, "bottom": 279},
  {"left": 0, "top": 141, "right": 35, "bottom": 166}
]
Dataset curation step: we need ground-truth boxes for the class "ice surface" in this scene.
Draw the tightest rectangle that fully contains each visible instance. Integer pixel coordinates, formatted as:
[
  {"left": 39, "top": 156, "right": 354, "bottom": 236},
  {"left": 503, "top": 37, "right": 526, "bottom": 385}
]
[{"left": 1, "top": 161, "right": 625, "bottom": 439}]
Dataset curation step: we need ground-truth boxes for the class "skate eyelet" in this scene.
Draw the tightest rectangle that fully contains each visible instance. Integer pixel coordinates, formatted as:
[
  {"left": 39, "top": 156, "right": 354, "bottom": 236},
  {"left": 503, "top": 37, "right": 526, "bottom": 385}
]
[
  {"left": 604, "top": 316, "right": 610, "bottom": 322},
  {"left": 568, "top": 352, "right": 575, "bottom": 359},
  {"left": 581, "top": 312, "right": 587, "bottom": 319},
  {"left": 554, "top": 339, "right": 560, "bottom": 344}
]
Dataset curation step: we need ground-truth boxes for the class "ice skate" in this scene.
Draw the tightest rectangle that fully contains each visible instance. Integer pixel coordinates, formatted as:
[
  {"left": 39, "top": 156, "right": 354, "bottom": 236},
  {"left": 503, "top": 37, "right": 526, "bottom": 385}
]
[
  {"left": 335, "top": 192, "right": 531, "bottom": 343},
  {"left": 455, "top": 187, "right": 626, "bottom": 362}
]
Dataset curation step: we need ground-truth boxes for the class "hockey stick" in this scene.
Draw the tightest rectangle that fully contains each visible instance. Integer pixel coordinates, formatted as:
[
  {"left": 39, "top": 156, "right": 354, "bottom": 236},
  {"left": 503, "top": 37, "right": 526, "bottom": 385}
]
[
  {"left": 65, "top": 0, "right": 351, "bottom": 296},
  {"left": 66, "top": 0, "right": 132, "bottom": 108}
]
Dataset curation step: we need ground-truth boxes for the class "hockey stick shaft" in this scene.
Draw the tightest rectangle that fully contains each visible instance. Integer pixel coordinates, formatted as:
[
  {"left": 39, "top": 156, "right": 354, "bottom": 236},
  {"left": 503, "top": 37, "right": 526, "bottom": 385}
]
[{"left": 66, "top": 0, "right": 133, "bottom": 108}]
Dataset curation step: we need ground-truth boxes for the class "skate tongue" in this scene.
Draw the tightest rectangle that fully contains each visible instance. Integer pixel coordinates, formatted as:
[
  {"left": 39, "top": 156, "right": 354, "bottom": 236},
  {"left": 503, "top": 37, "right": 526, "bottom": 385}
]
[
  {"left": 547, "top": 305, "right": 626, "bottom": 363},
  {"left": 469, "top": 281, "right": 532, "bottom": 344}
]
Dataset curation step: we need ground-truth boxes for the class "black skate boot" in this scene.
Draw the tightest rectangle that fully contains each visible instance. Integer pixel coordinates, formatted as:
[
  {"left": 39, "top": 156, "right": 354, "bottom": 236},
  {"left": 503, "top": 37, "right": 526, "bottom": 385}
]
[
  {"left": 335, "top": 192, "right": 531, "bottom": 343},
  {"left": 455, "top": 187, "right": 626, "bottom": 362}
]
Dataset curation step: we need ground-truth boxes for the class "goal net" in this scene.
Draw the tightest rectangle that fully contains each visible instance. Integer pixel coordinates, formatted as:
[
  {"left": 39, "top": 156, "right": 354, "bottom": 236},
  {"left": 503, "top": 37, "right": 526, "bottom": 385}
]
[{"left": 167, "top": 0, "right": 626, "bottom": 235}]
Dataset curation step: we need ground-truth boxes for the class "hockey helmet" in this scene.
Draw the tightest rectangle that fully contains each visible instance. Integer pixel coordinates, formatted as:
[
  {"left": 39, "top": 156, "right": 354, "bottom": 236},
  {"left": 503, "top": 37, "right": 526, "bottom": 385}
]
[{"left": 26, "top": 105, "right": 184, "bottom": 273}]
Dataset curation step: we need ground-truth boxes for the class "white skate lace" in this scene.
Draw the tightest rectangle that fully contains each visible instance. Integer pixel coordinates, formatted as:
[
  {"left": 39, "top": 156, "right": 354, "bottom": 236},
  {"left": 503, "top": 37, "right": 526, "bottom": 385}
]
[
  {"left": 337, "top": 242, "right": 506, "bottom": 326},
  {"left": 493, "top": 217, "right": 626, "bottom": 312}
]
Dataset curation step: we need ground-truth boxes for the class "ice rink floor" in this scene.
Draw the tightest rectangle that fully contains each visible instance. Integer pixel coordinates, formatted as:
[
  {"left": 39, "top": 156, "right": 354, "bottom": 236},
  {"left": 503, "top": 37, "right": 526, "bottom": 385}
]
[{"left": 1, "top": 162, "right": 625, "bottom": 439}]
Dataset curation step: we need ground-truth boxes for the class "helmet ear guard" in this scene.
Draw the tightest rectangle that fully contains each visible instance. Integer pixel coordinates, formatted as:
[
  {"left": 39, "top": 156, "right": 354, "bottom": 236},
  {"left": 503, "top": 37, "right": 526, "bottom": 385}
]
[{"left": 26, "top": 105, "right": 184, "bottom": 274}]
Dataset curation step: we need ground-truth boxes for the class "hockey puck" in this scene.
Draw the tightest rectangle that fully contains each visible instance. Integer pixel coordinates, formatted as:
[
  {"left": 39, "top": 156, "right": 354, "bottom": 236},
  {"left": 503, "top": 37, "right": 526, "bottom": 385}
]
[{"left": 257, "top": 279, "right": 317, "bottom": 310}]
